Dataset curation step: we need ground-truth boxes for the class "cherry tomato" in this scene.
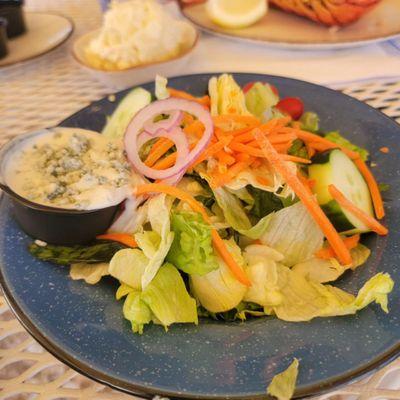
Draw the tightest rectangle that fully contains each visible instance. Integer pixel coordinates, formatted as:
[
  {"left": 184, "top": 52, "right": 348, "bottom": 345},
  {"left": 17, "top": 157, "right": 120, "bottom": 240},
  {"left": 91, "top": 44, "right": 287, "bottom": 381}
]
[
  {"left": 243, "top": 81, "right": 279, "bottom": 96},
  {"left": 276, "top": 97, "right": 304, "bottom": 120}
]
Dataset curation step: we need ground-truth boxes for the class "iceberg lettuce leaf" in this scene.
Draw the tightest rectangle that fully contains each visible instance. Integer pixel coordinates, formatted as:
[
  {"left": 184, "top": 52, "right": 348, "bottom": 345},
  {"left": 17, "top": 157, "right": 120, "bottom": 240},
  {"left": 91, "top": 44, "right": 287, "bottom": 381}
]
[
  {"left": 212, "top": 186, "right": 273, "bottom": 239},
  {"left": 267, "top": 358, "right": 299, "bottom": 400},
  {"left": 167, "top": 211, "right": 218, "bottom": 275},
  {"left": 109, "top": 248, "right": 148, "bottom": 290},
  {"left": 190, "top": 239, "right": 247, "bottom": 313},
  {"left": 70, "top": 262, "right": 109, "bottom": 285},
  {"left": 245, "top": 82, "right": 279, "bottom": 119},
  {"left": 134, "top": 194, "right": 174, "bottom": 288},
  {"left": 140, "top": 263, "right": 198, "bottom": 328},
  {"left": 209, "top": 74, "right": 250, "bottom": 116},
  {"left": 123, "top": 290, "right": 152, "bottom": 334},
  {"left": 292, "top": 244, "right": 370, "bottom": 283},
  {"left": 259, "top": 201, "right": 324, "bottom": 266},
  {"left": 243, "top": 245, "right": 393, "bottom": 321}
]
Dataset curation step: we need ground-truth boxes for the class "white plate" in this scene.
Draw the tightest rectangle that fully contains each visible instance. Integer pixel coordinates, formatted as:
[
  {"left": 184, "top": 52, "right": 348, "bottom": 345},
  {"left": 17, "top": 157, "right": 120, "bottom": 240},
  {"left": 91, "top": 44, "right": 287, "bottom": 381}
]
[
  {"left": 0, "top": 12, "right": 73, "bottom": 67},
  {"left": 180, "top": 0, "right": 400, "bottom": 50}
]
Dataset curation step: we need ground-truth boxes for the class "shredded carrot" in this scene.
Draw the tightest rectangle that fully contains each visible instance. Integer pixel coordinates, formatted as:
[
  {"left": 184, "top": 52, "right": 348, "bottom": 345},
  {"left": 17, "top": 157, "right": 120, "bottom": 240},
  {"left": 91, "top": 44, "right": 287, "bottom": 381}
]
[
  {"left": 191, "top": 136, "right": 233, "bottom": 167},
  {"left": 354, "top": 158, "right": 385, "bottom": 219},
  {"left": 184, "top": 120, "right": 205, "bottom": 139},
  {"left": 134, "top": 184, "right": 251, "bottom": 286},
  {"left": 235, "top": 153, "right": 252, "bottom": 162},
  {"left": 380, "top": 146, "right": 389, "bottom": 154},
  {"left": 216, "top": 150, "right": 236, "bottom": 165},
  {"left": 253, "top": 129, "right": 352, "bottom": 265},
  {"left": 235, "top": 131, "right": 257, "bottom": 143},
  {"left": 182, "top": 112, "right": 194, "bottom": 126},
  {"left": 153, "top": 152, "right": 177, "bottom": 170},
  {"left": 97, "top": 233, "right": 137, "bottom": 248},
  {"left": 316, "top": 234, "right": 360, "bottom": 260},
  {"left": 168, "top": 87, "right": 210, "bottom": 107},
  {"left": 306, "top": 144, "right": 316, "bottom": 158},
  {"left": 258, "top": 116, "right": 292, "bottom": 135},
  {"left": 280, "top": 154, "right": 311, "bottom": 164},
  {"left": 297, "top": 173, "right": 313, "bottom": 195},
  {"left": 268, "top": 133, "right": 297, "bottom": 144},
  {"left": 144, "top": 138, "right": 174, "bottom": 167},
  {"left": 328, "top": 184, "right": 388, "bottom": 235},
  {"left": 211, "top": 161, "right": 250, "bottom": 188},
  {"left": 251, "top": 158, "right": 263, "bottom": 168},
  {"left": 256, "top": 176, "right": 271, "bottom": 186},
  {"left": 229, "top": 142, "right": 265, "bottom": 158}
]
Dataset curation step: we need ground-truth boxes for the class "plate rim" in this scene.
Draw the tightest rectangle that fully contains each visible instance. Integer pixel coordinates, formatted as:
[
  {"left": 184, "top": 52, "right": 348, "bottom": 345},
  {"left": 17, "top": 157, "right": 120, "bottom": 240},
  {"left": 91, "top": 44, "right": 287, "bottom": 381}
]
[
  {"left": 1, "top": 72, "right": 400, "bottom": 399},
  {"left": 179, "top": 4, "right": 400, "bottom": 50},
  {"left": 0, "top": 12, "right": 74, "bottom": 68}
]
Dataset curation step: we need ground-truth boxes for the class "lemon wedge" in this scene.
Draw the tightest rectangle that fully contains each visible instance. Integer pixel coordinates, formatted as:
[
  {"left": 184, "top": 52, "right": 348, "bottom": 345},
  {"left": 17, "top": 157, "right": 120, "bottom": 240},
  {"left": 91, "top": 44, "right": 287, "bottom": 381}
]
[{"left": 206, "top": 0, "right": 268, "bottom": 29}]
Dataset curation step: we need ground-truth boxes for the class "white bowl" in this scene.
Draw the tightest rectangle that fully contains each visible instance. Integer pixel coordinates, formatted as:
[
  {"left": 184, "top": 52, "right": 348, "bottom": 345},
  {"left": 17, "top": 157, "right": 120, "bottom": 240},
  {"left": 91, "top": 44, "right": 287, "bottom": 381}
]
[{"left": 72, "top": 28, "right": 199, "bottom": 90}]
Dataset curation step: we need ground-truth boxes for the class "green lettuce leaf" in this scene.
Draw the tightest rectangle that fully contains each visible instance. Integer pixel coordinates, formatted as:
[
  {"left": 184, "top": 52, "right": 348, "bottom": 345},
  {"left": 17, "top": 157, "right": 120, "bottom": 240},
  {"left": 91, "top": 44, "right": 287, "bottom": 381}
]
[
  {"left": 324, "top": 131, "right": 369, "bottom": 161},
  {"left": 134, "top": 194, "right": 174, "bottom": 288},
  {"left": 102, "top": 87, "right": 152, "bottom": 139},
  {"left": 166, "top": 211, "right": 218, "bottom": 275},
  {"left": 245, "top": 82, "right": 279, "bottom": 119},
  {"left": 190, "top": 239, "right": 247, "bottom": 313},
  {"left": 209, "top": 74, "right": 250, "bottom": 116},
  {"left": 259, "top": 202, "right": 324, "bottom": 266},
  {"left": 267, "top": 359, "right": 299, "bottom": 400},
  {"left": 69, "top": 262, "right": 109, "bottom": 284}
]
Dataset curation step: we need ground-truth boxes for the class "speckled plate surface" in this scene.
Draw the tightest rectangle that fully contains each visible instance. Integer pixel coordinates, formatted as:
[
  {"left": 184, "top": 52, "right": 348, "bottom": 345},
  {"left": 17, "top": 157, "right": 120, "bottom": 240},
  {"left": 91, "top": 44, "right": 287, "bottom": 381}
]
[
  {"left": 180, "top": 0, "right": 400, "bottom": 50},
  {"left": 0, "top": 73, "right": 399, "bottom": 399}
]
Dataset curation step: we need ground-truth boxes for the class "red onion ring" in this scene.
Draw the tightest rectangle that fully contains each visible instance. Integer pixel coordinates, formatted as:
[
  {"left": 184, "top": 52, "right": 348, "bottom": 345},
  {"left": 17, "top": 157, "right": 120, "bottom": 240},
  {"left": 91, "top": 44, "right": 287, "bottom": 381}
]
[
  {"left": 125, "top": 98, "right": 213, "bottom": 181},
  {"left": 143, "top": 110, "right": 183, "bottom": 135}
]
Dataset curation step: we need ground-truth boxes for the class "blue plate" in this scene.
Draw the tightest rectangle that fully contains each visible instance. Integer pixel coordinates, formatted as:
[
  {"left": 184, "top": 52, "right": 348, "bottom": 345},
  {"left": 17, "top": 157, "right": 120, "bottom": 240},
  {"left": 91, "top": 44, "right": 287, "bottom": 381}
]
[{"left": 1, "top": 73, "right": 399, "bottom": 399}]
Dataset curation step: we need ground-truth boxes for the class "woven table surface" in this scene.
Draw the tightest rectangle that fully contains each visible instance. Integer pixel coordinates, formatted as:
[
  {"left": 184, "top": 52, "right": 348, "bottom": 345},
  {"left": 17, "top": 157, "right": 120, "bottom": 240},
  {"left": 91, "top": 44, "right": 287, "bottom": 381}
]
[{"left": 1, "top": 1, "right": 400, "bottom": 399}]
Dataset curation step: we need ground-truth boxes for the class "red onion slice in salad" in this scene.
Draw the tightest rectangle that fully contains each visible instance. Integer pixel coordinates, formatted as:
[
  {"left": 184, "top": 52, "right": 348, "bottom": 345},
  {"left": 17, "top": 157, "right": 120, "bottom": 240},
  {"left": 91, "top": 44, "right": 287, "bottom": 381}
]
[
  {"left": 143, "top": 109, "right": 183, "bottom": 135},
  {"left": 125, "top": 98, "right": 213, "bottom": 181}
]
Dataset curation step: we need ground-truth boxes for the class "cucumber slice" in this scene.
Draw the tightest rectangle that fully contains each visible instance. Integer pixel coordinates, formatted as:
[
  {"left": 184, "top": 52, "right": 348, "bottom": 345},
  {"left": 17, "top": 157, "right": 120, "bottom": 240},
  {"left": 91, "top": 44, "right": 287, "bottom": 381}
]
[{"left": 309, "top": 149, "right": 373, "bottom": 233}]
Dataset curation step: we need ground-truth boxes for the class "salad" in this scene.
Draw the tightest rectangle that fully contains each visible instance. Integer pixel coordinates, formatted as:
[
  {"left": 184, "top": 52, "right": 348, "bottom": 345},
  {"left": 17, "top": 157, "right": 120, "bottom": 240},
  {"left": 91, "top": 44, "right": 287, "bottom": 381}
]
[{"left": 30, "top": 74, "right": 393, "bottom": 337}]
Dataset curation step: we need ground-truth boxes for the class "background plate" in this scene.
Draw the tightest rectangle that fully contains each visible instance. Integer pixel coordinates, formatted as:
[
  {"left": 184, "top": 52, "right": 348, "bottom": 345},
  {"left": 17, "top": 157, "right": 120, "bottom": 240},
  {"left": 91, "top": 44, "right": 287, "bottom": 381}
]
[
  {"left": 180, "top": 0, "right": 400, "bottom": 50},
  {"left": 0, "top": 73, "right": 400, "bottom": 399},
  {"left": 0, "top": 12, "right": 73, "bottom": 67}
]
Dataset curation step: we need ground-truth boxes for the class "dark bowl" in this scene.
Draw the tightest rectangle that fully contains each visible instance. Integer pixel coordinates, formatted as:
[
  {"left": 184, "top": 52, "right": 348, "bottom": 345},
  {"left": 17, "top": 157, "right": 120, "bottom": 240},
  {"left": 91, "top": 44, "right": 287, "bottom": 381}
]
[
  {"left": 0, "top": 129, "right": 122, "bottom": 245},
  {"left": 0, "top": 0, "right": 26, "bottom": 38}
]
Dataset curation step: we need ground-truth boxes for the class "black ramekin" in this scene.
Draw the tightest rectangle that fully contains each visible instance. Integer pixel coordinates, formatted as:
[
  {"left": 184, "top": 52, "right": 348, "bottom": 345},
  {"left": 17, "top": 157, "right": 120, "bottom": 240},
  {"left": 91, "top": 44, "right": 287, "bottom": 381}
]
[
  {"left": 0, "top": 0, "right": 26, "bottom": 38},
  {"left": 0, "top": 129, "right": 123, "bottom": 245},
  {"left": 0, "top": 17, "right": 8, "bottom": 59}
]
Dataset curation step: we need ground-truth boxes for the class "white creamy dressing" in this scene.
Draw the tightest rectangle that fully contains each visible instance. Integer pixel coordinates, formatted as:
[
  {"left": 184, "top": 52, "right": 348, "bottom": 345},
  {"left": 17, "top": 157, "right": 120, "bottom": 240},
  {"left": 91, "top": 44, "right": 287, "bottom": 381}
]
[{"left": 5, "top": 128, "right": 133, "bottom": 210}]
